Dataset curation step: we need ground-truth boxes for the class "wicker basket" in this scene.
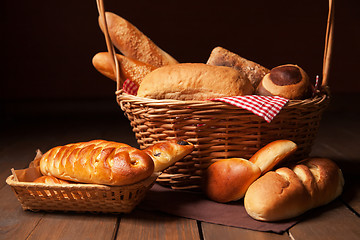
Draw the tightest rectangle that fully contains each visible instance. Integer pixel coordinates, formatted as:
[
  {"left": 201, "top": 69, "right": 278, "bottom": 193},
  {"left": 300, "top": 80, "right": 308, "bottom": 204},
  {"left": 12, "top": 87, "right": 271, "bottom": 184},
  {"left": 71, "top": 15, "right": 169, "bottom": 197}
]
[
  {"left": 6, "top": 172, "right": 159, "bottom": 213},
  {"left": 98, "top": 0, "right": 335, "bottom": 190}
]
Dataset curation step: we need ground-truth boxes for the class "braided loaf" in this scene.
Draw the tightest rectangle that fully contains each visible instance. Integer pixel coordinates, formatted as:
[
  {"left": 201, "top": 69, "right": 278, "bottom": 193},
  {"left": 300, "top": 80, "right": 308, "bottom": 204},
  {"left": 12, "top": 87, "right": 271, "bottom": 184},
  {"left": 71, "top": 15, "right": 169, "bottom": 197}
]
[
  {"left": 39, "top": 140, "right": 154, "bottom": 186},
  {"left": 244, "top": 157, "right": 344, "bottom": 221}
]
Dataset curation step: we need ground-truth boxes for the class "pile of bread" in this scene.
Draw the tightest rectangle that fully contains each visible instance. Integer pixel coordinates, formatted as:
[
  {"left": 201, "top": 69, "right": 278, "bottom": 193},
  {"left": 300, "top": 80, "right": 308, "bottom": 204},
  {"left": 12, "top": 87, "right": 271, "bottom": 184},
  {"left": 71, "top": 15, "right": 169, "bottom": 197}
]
[
  {"left": 203, "top": 140, "right": 344, "bottom": 222},
  {"left": 92, "top": 12, "right": 314, "bottom": 100}
]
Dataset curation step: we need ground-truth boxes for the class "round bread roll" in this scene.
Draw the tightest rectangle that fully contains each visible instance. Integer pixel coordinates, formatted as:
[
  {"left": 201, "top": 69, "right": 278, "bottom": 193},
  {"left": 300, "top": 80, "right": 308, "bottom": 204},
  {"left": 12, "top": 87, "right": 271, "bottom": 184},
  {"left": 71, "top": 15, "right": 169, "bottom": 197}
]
[
  {"left": 203, "top": 158, "right": 261, "bottom": 203},
  {"left": 256, "top": 64, "right": 311, "bottom": 99},
  {"left": 137, "top": 63, "right": 254, "bottom": 100}
]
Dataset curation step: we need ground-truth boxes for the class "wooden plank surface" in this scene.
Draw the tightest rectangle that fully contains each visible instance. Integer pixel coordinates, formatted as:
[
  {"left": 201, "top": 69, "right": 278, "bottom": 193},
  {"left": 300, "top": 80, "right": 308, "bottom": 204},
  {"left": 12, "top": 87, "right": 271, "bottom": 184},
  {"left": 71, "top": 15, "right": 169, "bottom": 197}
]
[
  {"left": 288, "top": 199, "right": 360, "bottom": 240},
  {"left": 116, "top": 209, "right": 200, "bottom": 240}
]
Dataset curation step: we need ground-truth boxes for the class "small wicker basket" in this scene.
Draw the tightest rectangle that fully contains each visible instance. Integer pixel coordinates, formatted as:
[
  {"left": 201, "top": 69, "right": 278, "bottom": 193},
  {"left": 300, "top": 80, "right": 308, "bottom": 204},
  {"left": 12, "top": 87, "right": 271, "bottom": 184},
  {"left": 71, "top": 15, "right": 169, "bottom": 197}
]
[
  {"left": 99, "top": 0, "right": 335, "bottom": 190},
  {"left": 6, "top": 171, "right": 159, "bottom": 214}
]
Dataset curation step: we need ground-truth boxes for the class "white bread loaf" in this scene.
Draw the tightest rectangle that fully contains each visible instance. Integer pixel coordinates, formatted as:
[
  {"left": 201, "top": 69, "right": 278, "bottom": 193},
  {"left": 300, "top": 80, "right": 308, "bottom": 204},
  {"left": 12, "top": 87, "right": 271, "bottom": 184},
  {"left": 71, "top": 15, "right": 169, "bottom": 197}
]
[
  {"left": 244, "top": 157, "right": 344, "bottom": 221},
  {"left": 137, "top": 63, "right": 254, "bottom": 100}
]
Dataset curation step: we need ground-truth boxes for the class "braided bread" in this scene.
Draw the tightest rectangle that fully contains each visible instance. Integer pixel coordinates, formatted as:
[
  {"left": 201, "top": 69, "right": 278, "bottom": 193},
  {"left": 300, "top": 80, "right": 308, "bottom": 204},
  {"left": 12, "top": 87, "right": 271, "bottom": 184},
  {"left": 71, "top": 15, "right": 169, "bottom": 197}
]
[
  {"left": 39, "top": 140, "right": 154, "bottom": 186},
  {"left": 244, "top": 157, "right": 344, "bottom": 221}
]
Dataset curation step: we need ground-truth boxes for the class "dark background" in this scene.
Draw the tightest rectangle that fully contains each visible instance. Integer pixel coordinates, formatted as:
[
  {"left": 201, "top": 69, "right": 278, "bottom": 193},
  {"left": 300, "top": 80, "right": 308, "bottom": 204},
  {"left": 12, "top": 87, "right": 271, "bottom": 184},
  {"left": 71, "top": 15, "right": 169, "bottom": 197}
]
[{"left": 2, "top": 0, "right": 360, "bottom": 125}]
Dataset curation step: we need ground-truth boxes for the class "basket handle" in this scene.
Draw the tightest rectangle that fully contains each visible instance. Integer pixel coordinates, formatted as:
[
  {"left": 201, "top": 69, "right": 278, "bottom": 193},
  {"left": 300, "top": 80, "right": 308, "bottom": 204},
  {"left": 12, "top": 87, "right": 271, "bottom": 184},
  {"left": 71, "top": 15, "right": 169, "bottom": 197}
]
[
  {"left": 322, "top": 0, "right": 335, "bottom": 88},
  {"left": 96, "top": 0, "right": 334, "bottom": 91}
]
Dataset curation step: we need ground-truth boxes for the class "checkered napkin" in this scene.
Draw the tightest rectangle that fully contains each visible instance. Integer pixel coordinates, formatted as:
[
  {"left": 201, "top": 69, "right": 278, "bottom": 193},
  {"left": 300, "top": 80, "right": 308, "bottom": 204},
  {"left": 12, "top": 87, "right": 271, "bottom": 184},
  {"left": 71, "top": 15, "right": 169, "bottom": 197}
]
[
  {"left": 123, "top": 79, "right": 289, "bottom": 122},
  {"left": 210, "top": 95, "right": 289, "bottom": 123}
]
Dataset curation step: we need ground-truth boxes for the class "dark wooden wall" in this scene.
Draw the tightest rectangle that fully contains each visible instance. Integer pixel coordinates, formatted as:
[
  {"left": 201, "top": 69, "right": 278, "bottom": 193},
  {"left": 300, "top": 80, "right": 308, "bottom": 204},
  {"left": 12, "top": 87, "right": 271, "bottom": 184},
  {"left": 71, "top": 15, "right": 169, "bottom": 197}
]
[{"left": 2, "top": 0, "right": 359, "bottom": 103}]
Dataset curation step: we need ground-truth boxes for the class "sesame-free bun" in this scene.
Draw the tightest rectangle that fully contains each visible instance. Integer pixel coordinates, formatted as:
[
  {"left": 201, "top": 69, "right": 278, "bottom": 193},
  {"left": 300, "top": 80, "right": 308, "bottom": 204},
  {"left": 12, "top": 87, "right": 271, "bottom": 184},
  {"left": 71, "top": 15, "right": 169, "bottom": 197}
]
[{"left": 137, "top": 63, "right": 254, "bottom": 100}]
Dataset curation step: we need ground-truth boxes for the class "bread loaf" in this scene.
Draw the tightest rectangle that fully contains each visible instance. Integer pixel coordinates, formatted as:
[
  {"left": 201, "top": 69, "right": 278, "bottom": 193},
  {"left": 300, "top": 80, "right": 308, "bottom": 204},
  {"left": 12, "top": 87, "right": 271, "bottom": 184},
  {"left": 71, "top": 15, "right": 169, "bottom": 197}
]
[
  {"left": 137, "top": 63, "right": 254, "bottom": 100},
  {"left": 207, "top": 46, "right": 270, "bottom": 88},
  {"left": 204, "top": 158, "right": 261, "bottom": 203},
  {"left": 143, "top": 139, "right": 194, "bottom": 172},
  {"left": 39, "top": 140, "right": 154, "bottom": 186},
  {"left": 33, "top": 175, "right": 70, "bottom": 185},
  {"left": 92, "top": 52, "right": 157, "bottom": 86},
  {"left": 256, "top": 64, "right": 312, "bottom": 99},
  {"left": 249, "top": 140, "right": 297, "bottom": 174},
  {"left": 244, "top": 157, "right": 344, "bottom": 221},
  {"left": 99, "top": 12, "right": 178, "bottom": 67}
]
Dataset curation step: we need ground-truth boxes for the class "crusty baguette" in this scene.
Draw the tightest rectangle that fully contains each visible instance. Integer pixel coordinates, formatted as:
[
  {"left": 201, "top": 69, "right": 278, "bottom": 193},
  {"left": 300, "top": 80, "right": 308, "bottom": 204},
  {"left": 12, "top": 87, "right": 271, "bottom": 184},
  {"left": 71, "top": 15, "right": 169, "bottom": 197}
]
[
  {"left": 137, "top": 63, "right": 254, "bottom": 100},
  {"left": 39, "top": 140, "right": 154, "bottom": 186},
  {"left": 249, "top": 140, "right": 297, "bottom": 174},
  {"left": 244, "top": 157, "right": 344, "bottom": 221},
  {"left": 92, "top": 52, "right": 157, "bottom": 86},
  {"left": 143, "top": 139, "right": 194, "bottom": 172},
  {"left": 99, "top": 12, "right": 178, "bottom": 67},
  {"left": 207, "top": 46, "right": 270, "bottom": 88}
]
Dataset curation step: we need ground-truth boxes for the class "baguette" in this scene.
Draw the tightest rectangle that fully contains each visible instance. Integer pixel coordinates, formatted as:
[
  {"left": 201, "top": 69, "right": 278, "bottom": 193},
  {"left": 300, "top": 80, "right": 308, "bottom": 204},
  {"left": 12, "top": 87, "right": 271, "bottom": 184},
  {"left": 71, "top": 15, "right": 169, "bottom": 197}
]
[
  {"left": 207, "top": 46, "right": 270, "bottom": 88},
  {"left": 244, "top": 157, "right": 344, "bottom": 221},
  {"left": 99, "top": 12, "right": 178, "bottom": 67},
  {"left": 137, "top": 63, "right": 254, "bottom": 100},
  {"left": 92, "top": 52, "right": 157, "bottom": 86}
]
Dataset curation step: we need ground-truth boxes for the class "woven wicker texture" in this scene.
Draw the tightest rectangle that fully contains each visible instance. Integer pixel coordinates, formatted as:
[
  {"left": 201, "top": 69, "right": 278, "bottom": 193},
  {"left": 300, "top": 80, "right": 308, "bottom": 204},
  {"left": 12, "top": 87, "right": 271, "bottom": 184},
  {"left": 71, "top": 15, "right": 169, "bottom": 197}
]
[
  {"left": 6, "top": 173, "right": 158, "bottom": 213},
  {"left": 118, "top": 92, "right": 329, "bottom": 189}
]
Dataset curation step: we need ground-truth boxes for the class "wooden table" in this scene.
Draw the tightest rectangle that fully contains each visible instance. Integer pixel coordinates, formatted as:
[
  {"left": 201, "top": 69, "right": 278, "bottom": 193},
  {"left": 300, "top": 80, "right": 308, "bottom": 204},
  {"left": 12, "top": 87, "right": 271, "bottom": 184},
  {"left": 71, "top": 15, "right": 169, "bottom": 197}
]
[{"left": 1, "top": 95, "right": 359, "bottom": 240}]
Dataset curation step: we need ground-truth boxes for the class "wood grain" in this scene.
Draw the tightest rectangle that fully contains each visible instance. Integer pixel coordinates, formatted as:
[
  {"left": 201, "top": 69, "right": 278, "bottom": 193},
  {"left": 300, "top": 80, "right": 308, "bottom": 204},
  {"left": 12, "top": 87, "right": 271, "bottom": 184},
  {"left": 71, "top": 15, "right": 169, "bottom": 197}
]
[{"left": 116, "top": 209, "right": 200, "bottom": 240}]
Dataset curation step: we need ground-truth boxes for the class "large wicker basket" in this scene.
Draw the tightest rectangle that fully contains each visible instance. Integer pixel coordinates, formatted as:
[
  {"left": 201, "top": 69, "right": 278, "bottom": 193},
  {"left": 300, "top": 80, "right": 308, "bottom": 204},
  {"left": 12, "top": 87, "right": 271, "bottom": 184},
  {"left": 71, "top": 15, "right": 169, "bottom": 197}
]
[{"left": 98, "top": 0, "right": 335, "bottom": 190}]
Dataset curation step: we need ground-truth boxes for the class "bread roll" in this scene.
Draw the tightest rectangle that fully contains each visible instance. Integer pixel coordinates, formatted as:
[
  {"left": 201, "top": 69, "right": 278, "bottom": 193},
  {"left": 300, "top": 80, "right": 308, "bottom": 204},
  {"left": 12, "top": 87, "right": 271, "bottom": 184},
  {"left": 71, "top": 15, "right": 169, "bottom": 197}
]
[
  {"left": 244, "top": 157, "right": 344, "bottom": 221},
  {"left": 143, "top": 139, "right": 194, "bottom": 172},
  {"left": 204, "top": 158, "right": 261, "bottom": 203},
  {"left": 137, "top": 63, "right": 254, "bottom": 100},
  {"left": 249, "top": 140, "right": 297, "bottom": 174},
  {"left": 99, "top": 12, "right": 178, "bottom": 67},
  {"left": 207, "top": 46, "right": 270, "bottom": 88},
  {"left": 92, "top": 52, "right": 157, "bottom": 86},
  {"left": 39, "top": 140, "right": 154, "bottom": 186},
  {"left": 33, "top": 175, "right": 70, "bottom": 185},
  {"left": 256, "top": 64, "right": 312, "bottom": 99}
]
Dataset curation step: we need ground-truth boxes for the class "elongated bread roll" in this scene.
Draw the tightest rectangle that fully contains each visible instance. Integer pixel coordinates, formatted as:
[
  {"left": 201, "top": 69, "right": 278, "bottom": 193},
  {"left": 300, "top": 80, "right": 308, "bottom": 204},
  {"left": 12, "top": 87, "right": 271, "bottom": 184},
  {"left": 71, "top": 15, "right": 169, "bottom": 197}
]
[
  {"left": 92, "top": 52, "right": 157, "bottom": 86},
  {"left": 244, "top": 157, "right": 344, "bottom": 221},
  {"left": 143, "top": 139, "right": 194, "bottom": 172},
  {"left": 99, "top": 12, "right": 178, "bottom": 67},
  {"left": 207, "top": 46, "right": 270, "bottom": 88},
  {"left": 249, "top": 140, "right": 297, "bottom": 174},
  {"left": 137, "top": 63, "right": 254, "bottom": 100},
  {"left": 39, "top": 140, "right": 154, "bottom": 186}
]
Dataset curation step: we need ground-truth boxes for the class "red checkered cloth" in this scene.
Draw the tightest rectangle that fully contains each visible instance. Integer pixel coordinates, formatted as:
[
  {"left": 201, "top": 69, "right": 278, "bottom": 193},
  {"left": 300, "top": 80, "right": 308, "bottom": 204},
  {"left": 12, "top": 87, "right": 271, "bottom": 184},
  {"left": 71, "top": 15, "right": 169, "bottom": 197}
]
[
  {"left": 123, "top": 79, "right": 288, "bottom": 123},
  {"left": 123, "top": 79, "right": 139, "bottom": 95},
  {"left": 210, "top": 95, "right": 288, "bottom": 123}
]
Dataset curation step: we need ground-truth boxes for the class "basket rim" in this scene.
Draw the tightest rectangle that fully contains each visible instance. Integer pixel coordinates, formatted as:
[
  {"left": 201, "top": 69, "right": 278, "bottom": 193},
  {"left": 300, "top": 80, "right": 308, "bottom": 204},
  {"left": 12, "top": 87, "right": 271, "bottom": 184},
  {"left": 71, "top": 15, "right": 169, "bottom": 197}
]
[
  {"left": 6, "top": 172, "right": 160, "bottom": 190},
  {"left": 117, "top": 90, "right": 329, "bottom": 109}
]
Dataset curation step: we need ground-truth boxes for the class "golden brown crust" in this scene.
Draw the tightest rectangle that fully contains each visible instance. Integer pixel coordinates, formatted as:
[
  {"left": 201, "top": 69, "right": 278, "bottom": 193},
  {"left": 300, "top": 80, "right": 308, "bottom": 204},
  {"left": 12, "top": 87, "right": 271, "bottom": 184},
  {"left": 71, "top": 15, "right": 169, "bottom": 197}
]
[
  {"left": 137, "top": 63, "right": 254, "bottom": 100},
  {"left": 33, "top": 175, "right": 70, "bottom": 185},
  {"left": 256, "top": 64, "right": 311, "bottom": 99},
  {"left": 206, "top": 46, "right": 270, "bottom": 88},
  {"left": 244, "top": 157, "right": 344, "bottom": 221},
  {"left": 39, "top": 140, "right": 154, "bottom": 186},
  {"left": 143, "top": 139, "right": 194, "bottom": 172},
  {"left": 204, "top": 158, "right": 261, "bottom": 203},
  {"left": 249, "top": 140, "right": 297, "bottom": 174},
  {"left": 100, "top": 12, "right": 178, "bottom": 68},
  {"left": 92, "top": 52, "right": 157, "bottom": 86}
]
